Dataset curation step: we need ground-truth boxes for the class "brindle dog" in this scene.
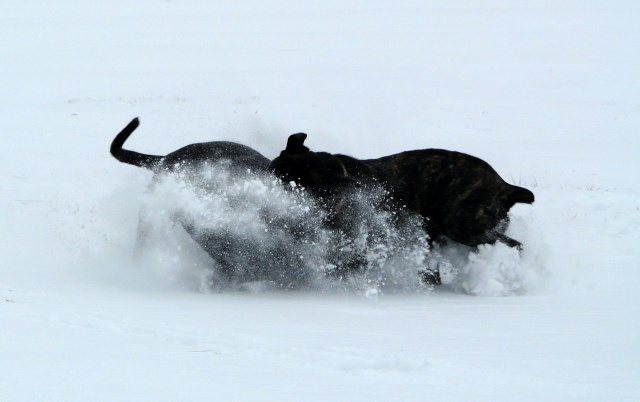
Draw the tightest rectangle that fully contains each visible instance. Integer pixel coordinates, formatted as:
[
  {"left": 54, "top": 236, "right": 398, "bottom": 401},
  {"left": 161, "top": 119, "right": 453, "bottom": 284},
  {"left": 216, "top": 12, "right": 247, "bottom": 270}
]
[{"left": 270, "top": 133, "right": 535, "bottom": 284}]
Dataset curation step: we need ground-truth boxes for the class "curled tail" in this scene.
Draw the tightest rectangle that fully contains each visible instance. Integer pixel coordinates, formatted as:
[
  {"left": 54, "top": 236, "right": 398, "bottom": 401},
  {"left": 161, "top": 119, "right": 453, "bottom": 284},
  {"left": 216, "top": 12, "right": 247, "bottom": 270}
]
[{"left": 110, "top": 118, "right": 163, "bottom": 170}]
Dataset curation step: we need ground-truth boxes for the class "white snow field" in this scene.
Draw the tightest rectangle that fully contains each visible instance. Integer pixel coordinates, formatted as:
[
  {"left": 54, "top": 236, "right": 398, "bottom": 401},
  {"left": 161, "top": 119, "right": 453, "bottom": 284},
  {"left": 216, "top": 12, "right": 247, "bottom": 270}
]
[{"left": 2, "top": 1, "right": 639, "bottom": 401}]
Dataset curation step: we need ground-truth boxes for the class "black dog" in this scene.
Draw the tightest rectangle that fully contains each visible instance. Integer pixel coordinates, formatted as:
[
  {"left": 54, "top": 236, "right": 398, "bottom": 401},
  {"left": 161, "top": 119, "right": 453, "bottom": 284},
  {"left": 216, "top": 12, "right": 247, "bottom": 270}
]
[
  {"left": 110, "top": 118, "right": 313, "bottom": 286},
  {"left": 270, "top": 134, "right": 535, "bottom": 283}
]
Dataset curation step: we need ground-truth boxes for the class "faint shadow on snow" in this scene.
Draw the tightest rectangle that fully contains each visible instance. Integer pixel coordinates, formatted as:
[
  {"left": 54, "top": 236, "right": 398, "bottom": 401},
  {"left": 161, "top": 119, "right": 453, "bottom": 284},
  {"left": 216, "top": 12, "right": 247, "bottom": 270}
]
[
  {"left": 56, "top": 166, "right": 548, "bottom": 297},
  {"left": 337, "top": 354, "right": 428, "bottom": 373}
]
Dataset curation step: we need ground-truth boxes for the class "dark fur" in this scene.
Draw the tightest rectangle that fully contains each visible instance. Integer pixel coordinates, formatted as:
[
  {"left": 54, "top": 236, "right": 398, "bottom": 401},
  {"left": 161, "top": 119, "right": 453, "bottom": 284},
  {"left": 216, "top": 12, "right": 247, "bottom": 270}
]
[{"left": 270, "top": 134, "right": 535, "bottom": 283}]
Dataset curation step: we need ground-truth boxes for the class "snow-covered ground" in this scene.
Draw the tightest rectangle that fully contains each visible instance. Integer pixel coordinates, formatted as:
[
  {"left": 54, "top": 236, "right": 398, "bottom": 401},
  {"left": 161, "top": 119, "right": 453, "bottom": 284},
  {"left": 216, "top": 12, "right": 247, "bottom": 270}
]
[{"left": 2, "top": 1, "right": 639, "bottom": 400}]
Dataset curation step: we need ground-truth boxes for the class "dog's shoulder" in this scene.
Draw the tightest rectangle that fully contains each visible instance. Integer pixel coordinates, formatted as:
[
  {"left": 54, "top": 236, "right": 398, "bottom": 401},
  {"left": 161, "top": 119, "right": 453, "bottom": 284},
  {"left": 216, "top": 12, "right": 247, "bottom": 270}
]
[{"left": 382, "top": 148, "right": 495, "bottom": 172}]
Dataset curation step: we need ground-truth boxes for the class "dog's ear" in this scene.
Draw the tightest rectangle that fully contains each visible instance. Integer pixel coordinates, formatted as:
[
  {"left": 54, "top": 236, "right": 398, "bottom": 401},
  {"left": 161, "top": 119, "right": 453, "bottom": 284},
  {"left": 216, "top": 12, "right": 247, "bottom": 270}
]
[{"left": 283, "top": 133, "right": 309, "bottom": 155}]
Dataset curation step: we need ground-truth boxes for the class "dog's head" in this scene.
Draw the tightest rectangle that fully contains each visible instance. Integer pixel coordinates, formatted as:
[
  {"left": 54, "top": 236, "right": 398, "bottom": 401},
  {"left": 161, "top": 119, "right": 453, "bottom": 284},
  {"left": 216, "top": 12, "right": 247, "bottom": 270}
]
[{"left": 269, "top": 133, "right": 354, "bottom": 199}]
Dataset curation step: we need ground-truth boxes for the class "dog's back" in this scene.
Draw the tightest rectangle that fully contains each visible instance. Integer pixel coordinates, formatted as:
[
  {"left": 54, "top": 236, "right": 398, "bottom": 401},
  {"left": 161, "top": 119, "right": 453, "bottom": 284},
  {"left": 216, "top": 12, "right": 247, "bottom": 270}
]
[
  {"left": 159, "top": 141, "right": 270, "bottom": 174},
  {"left": 110, "top": 117, "right": 270, "bottom": 174}
]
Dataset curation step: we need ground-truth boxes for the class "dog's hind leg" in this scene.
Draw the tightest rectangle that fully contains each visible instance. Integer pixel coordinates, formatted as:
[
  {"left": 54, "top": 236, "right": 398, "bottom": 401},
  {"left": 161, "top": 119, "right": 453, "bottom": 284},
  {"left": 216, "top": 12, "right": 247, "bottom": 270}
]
[
  {"left": 459, "top": 229, "right": 524, "bottom": 252},
  {"left": 494, "top": 232, "right": 523, "bottom": 251},
  {"left": 133, "top": 205, "right": 153, "bottom": 259}
]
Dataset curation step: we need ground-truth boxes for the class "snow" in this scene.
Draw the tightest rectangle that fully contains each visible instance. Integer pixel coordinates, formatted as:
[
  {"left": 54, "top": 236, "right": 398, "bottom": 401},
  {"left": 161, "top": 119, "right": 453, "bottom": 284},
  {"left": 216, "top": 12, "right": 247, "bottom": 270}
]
[{"left": 2, "top": 1, "right": 639, "bottom": 400}]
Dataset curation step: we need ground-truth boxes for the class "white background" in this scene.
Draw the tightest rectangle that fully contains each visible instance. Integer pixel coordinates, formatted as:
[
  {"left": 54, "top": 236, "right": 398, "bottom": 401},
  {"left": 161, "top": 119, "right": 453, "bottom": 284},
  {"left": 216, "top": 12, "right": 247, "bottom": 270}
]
[{"left": 2, "top": 1, "right": 639, "bottom": 400}]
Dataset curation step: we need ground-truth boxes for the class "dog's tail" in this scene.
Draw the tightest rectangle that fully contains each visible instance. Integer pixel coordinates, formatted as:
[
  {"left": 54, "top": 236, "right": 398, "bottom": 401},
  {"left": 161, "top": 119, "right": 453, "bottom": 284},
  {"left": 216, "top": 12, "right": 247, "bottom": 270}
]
[
  {"left": 503, "top": 184, "right": 535, "bottom": 209},
  {"left": 110, "top": 118, "right": 163, "bottom": 170}
]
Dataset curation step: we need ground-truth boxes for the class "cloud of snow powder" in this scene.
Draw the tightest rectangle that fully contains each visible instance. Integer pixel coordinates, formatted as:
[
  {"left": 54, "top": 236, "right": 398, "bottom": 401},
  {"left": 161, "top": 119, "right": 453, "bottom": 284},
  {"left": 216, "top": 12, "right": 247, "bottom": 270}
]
[
  {"left": 56, "top": 164, "right": 546, "bottom": 297},
  {"left": 437, "top": 205, "right": 549, "bottom": 296}
]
